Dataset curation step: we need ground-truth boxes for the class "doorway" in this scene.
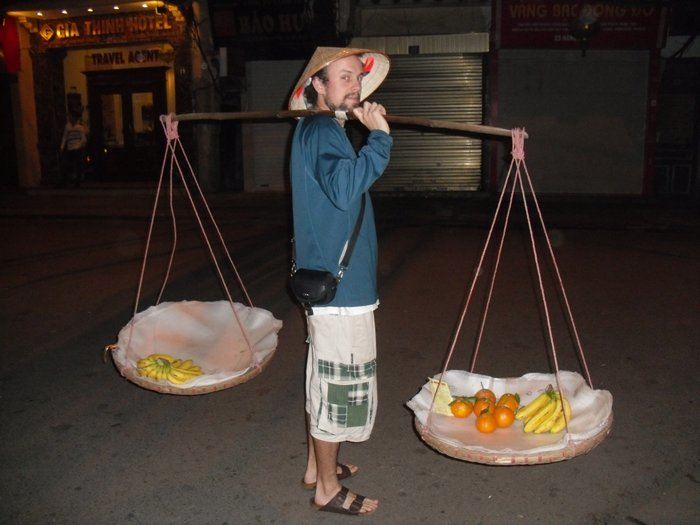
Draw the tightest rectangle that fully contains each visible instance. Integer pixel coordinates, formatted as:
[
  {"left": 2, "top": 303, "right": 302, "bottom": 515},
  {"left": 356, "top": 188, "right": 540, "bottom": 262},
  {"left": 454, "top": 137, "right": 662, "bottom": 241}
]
[{"left": 86, "top": 67, "right": 167, "bottom": 181}]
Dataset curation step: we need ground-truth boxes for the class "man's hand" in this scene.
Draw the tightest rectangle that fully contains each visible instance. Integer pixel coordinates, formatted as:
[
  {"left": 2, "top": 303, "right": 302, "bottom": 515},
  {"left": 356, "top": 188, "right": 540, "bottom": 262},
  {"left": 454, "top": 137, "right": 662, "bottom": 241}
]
[{"left": 352, "top": 101, "right": 390, "bottom": 134}]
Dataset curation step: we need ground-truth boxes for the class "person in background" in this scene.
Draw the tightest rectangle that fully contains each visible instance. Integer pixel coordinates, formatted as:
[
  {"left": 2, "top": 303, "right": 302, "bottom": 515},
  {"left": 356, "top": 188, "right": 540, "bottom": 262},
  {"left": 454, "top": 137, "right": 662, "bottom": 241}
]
[{"left": 59, "top": 111, "right": 88, "bottom": 187}]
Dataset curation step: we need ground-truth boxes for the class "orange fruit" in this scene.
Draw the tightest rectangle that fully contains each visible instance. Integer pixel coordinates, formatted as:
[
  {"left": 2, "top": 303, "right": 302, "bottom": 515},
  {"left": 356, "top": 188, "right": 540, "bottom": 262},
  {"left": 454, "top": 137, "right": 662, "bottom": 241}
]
[
  {"left": 497, "top": 393, "right": 520, "bottom": 412},
  {"left": 494, "top": 406, "right": 515, "bottom": 428},
  {"left": 474, "top": 388, "right": 496, "bottom": 403},
  {"left": 449, "top": 398, "right": 473, "bottom": 418},
  {"left": 473, "top": 397, "right": 496, "bottom": 417},
  {"left": 475, "top": 412, "right": 497, "bottom": 433}
]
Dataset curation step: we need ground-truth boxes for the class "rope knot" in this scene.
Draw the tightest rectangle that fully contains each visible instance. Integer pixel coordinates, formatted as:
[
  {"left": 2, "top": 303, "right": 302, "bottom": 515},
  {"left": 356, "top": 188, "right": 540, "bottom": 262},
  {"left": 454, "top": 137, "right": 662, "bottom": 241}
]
[
  {"left": 511, "top": 128, "right": 526, "bottom": 161},
  {"left": 161, "top": 113, "right": 179, "bottom": 141}
]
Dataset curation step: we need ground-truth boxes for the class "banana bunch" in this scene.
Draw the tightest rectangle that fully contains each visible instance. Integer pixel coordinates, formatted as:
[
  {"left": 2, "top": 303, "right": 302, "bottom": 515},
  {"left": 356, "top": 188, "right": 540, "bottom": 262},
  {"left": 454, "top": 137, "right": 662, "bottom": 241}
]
[
  {"left": 137, "top": 353, "right": 203, "bottom": 384},
  {"left": 515, "top": 384, "right": 572, "bottom": 434}
]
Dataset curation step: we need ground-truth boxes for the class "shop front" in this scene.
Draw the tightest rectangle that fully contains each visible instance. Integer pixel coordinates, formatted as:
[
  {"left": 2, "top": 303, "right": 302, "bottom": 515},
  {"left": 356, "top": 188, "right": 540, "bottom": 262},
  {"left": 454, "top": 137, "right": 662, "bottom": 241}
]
[
  {"left": 82, "top": 45, "right": 172, "bottom": 180},
  {"left": 5, "top": 2, "right": 190, "bottom": 186},
  {"left": 491, "top": 0, "right": 669, "bottom": 195}
]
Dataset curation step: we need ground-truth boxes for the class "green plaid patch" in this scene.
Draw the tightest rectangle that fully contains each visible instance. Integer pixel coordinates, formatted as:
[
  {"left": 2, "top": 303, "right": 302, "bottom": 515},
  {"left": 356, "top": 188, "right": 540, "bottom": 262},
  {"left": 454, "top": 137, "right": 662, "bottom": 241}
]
[
  {"left": 318, "top": 359, "right": 376, "bottom": 381},
  {"left": 326, "top": 382, "right": 370, "bottom": 428},
  {"left": 327, "top": 403, "right": 348, "bottom": 426},
  {"left": 327, "top": 382, "right": 369, "bottom": 406}
]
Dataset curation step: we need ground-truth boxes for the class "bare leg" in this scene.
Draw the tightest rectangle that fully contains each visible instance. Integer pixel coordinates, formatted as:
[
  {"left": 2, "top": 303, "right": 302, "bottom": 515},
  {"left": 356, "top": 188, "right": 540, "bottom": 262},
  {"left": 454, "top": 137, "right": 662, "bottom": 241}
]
[
  {"left": 303, "top": 413, "right": 358, "bottom": 485},
  {"left": 311, "top": 436, "right": 378, "bottom": 514}
]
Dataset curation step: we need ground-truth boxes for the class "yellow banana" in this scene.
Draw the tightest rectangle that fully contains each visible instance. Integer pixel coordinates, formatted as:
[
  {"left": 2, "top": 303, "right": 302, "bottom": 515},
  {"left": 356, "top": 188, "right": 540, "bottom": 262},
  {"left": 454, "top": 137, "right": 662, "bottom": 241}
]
[
  {"left": 173, "top": 367, "right": 200, "bottom": 377},
  {"left": 138, "top": 364, "right": 156, "bottom": 377},
  {"left": 178, "top": 359, "right": 194, "bottom": 370},
  {"left": 534, "top": 397, "right": 562, "bottom": 433},
  {"left": 516, "top": 390, "right": 551, "bottom": 421},
  {"left": 148, "top": 353, "right": 175, "bottom": 363},
  {"left": 166, "top": 369, "right": 188, "bottom": 384},
  {"left": 137, "top": 358, "right": 154, "bottom": 368},
  {"left": 171, "top": 359, "right": 183, "bottom": 368},
  {"left": 154, "top": 357, "right": 170, "bottom": 368},
  {"left": 562, "top": 396, "right": 572, "bottom": 420},
  {"left": 168, "top": 368, "right": 195, "bottom": 384},
  {"left": 524, "top": 398, "right": 557, "bottom": 432},
  {"left": 550, "top": 413, "right": 566, "bottom": 433},
  {"left": 550, "top": 396, "right": 572, "bottom": 433}
]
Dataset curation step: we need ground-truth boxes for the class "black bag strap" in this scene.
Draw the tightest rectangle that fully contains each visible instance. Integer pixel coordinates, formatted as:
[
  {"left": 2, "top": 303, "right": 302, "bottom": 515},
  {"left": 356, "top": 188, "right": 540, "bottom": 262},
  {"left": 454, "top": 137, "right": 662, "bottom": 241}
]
[
  {"left": 337, "top": 193, "right": 366, "bottom": 279},
  {"left": 291, "top": 193, "right": 366, "bottom": 280}
]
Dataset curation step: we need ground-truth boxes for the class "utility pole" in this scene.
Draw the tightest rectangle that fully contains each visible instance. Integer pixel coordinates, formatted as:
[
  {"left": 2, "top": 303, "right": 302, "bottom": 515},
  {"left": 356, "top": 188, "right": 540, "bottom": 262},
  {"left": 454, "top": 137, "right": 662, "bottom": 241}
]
[{"left": 190, "top": 0, "right": 220, "bottom": 192}]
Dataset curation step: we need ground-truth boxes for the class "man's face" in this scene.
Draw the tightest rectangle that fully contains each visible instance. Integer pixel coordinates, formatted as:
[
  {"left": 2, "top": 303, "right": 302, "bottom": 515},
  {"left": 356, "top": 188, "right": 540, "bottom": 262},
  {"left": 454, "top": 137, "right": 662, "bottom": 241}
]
[{"left": 313, "top": 55, "right": 364, "bottom": 111}]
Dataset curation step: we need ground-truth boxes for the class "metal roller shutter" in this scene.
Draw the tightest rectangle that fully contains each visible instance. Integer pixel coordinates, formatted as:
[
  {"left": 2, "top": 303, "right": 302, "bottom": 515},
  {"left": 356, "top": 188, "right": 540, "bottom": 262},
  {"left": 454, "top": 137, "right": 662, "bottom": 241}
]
[{"left": 371, "top": 54, "right": 484, "bottom": 192}]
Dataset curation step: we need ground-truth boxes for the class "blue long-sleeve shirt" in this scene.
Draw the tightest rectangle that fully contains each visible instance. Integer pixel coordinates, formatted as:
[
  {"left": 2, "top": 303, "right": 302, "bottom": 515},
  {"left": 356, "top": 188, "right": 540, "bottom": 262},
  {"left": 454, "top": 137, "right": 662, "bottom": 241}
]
[{"left": 291, "top": 115, "right": 393, "bottom": 307}]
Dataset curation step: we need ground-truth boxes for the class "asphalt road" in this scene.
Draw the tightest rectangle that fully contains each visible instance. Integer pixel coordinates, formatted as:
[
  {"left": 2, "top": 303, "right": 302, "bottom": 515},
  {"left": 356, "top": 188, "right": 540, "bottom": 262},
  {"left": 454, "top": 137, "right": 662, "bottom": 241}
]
[{"left": 1, "top": 193, "right": 698, "bottom": 524}]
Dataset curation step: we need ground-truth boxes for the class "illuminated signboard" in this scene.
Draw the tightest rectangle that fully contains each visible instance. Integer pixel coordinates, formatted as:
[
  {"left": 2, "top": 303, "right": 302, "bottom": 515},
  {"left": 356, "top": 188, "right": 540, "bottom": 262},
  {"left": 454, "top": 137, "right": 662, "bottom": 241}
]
[
  {"left": 34, "top": 12, "right": 183, "bottom": 48},
  {"left": 85, "top": 45, "right": 175, "bottom": 71},
  {"left": 496, "top": 1, "right": 668, "bottom": 49}
]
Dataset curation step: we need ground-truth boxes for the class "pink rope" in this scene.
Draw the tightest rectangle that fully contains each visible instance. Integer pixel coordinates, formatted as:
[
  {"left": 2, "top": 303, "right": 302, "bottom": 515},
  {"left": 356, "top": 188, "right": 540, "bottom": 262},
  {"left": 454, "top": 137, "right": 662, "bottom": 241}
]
[
  {"left": 130, "top": 121, "right": 171, "bottom": 322},
  {"left": 469, "top": 162, "right": 518, "bottom": 372},
  {"left": 163, "top": 114, "right": 179, "bottom": 141},
  {"left": 158, "top": 115, "right": 258, "bottom": 366},
  {"left": 425, "top": 128, "right": 592, "bottom": 437},
  {"left": 155, "top": 132, "right": 179, "bottom": 305},
  {"left": 424, "top": 153, "right": 517, "bottom": 432},
  {"left": 171, "top": 135, "right": 254, "bottom": 308},
  {"left": 521, "top": 164, "right": 594, "bottom": 388},
  {"left": 514, "top": 156, "right": 570, "bottom": 433},
  {"left": 511, "top": 128, "right": 526, "bottom": 161}
]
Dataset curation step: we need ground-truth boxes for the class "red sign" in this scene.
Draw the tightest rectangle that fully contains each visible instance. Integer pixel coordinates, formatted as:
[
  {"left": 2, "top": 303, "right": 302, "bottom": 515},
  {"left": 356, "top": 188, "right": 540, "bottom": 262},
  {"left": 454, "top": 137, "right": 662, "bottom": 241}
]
[
  {"left": 496, "top": 1, "right": 668, "bottom": 49},
  {"left": 0, "top": 17, "right": 21, "bottom": 73}
]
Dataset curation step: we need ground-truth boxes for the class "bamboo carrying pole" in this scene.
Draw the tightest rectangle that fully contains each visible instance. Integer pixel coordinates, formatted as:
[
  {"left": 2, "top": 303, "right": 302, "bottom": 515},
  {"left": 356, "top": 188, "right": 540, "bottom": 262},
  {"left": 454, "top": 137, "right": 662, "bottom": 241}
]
[{"left": 172, "top": 110, "right": 528, "bottom": 139}]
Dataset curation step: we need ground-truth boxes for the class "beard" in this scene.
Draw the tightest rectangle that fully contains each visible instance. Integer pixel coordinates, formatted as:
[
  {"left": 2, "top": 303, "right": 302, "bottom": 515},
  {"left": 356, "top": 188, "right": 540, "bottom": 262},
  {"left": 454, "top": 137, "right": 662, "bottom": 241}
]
[{"left": 328, "top": 93, "right": 361, "bottom": 112}]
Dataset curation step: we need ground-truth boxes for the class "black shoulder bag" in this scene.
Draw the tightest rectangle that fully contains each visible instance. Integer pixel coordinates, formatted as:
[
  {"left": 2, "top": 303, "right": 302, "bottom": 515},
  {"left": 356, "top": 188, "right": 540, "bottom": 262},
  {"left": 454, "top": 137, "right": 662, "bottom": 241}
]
[{"left": 290, "top": 194, "right": 366, "bottom": 314}]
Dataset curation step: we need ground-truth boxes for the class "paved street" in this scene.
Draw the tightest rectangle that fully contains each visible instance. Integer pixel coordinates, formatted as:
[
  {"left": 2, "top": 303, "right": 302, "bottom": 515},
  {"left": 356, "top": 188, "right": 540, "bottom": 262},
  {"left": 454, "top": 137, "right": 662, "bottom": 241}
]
[{"left": 1, "top": 191, "right": 698, "bottom": 524}]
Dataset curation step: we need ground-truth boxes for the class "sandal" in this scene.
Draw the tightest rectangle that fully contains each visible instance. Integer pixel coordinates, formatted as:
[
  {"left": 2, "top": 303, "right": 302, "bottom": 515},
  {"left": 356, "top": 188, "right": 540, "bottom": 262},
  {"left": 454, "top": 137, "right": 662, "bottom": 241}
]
[
  {"left": 301, "top": 463, "right": 357, "bottom": 490},
  {"left": 311, "top": 486, "right": 376, "bottom": 516}
]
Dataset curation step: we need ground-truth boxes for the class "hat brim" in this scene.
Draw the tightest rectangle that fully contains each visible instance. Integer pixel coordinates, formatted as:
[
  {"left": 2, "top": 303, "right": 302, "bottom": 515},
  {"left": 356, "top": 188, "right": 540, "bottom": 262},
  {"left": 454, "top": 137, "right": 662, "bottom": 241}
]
[{"left": 288, "top": 47, "right": 390, "bottom": 111}]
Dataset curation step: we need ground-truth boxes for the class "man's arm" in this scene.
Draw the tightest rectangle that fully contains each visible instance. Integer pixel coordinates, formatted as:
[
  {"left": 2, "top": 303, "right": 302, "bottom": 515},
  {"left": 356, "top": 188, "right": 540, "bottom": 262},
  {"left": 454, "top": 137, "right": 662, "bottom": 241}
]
[{"left": 314, "top": 116, "right": 392, "bottom": 210}]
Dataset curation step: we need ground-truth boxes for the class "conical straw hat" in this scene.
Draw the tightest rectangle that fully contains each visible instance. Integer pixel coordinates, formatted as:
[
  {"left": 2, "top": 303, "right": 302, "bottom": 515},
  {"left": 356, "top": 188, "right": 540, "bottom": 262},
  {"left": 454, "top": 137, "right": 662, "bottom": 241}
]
[{"left": 288, "top": 47, "right": 390, "bottom": 110}]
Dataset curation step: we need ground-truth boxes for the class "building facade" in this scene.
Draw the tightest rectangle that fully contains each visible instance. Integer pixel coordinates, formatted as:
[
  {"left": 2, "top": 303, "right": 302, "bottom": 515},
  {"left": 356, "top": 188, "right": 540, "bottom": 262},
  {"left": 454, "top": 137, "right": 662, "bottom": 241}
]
[
  {"left": 3, "top": 1, "right": 192, "bottom": 188},
  {"left": 2, "top": 0, "right": 697, "bottom": 199}
]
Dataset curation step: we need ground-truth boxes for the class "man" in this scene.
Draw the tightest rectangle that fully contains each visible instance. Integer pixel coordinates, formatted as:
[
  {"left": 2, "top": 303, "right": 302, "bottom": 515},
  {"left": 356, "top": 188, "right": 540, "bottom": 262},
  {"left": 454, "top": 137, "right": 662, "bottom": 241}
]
[
  {"left": 288, "top": 47, "right": 392, "bottom": 516},
  {"left": 59, "top": 110, "right": 88, "bottom": 187}
]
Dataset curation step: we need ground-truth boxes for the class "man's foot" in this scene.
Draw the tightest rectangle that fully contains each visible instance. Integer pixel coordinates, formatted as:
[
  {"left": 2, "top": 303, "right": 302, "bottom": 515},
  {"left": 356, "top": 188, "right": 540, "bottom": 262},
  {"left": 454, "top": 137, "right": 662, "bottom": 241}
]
[
  {"left": 301, "top": 463, "right": 358, "bottom": 490},
  {"left": 311, "top": 486, "right": 378, "bottom": 516}
]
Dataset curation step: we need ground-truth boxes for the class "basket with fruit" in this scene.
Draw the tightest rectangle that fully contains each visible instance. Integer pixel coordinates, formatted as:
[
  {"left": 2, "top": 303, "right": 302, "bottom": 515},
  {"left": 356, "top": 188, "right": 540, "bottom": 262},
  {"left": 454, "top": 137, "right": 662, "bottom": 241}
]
[{"left": 408, "top": 370, "right": 612, "bottom": 465}]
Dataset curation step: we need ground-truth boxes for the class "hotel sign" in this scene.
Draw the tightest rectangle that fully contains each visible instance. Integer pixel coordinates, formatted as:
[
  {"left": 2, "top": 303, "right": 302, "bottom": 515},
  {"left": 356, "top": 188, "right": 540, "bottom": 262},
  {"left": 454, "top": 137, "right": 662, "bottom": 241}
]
[{"left": 35, "top": 12, "right": 183, "bottom": 48}]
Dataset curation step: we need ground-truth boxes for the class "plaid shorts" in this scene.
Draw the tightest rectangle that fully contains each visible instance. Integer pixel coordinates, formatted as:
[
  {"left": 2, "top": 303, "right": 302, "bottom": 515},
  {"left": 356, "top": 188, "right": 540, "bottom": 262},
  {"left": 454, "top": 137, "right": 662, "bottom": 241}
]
[{"left": 305, "top": 311, "right": 377, "bottom": 442}]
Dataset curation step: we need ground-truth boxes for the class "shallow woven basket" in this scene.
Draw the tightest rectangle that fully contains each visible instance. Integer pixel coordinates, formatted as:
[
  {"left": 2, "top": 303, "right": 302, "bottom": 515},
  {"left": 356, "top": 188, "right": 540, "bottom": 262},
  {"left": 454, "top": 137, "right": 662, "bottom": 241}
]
[
  {"left": 414, "top": 414, "right": 613, "bottom": 465},
  {"left": 111, "top": 347, "right": 276, "bottom": 396}
]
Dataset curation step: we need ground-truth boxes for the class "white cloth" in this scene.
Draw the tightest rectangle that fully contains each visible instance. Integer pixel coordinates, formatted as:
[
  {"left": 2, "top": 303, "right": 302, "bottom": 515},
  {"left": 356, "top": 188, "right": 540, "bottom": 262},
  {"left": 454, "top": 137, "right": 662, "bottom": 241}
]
[
  {"left": 61, "top": 122, "right": 87, "bottom": 151},
  {"left": 311, "top": 300, "right": 379, "bottom": 316}
]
